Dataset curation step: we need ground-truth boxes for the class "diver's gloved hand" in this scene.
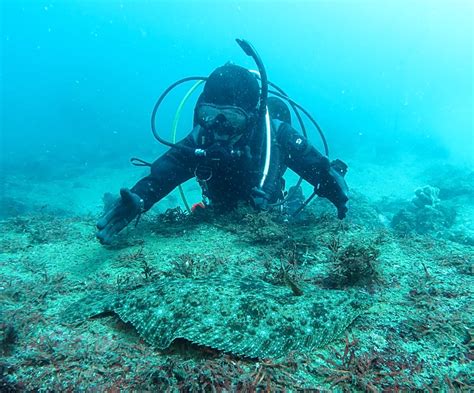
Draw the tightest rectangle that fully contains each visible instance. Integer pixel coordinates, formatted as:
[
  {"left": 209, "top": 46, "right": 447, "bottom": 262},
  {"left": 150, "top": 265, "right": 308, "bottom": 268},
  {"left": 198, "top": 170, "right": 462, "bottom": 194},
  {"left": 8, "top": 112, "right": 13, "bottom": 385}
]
[
  {"left": 315, "top": 177, "right": 348, "bottom": 219},
  {"left": 250, "top": 187, "right": 270, "bottom": 210},
  {"left": 96, "top": 188, "right": 144, "bottom": 245},
  {"left": 335, "top": 200, "right": 349, "bottom": 220},
  {"left": 315, "top": 161, "right": 349, "bottom": 219}
]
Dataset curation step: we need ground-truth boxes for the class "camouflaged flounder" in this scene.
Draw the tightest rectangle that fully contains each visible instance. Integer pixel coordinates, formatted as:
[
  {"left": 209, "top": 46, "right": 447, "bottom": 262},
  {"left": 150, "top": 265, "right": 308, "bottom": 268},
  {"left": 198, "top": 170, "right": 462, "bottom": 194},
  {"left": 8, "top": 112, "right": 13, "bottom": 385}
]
[{"left": 62, "top": 274, "right": 366, "bottom": 359}]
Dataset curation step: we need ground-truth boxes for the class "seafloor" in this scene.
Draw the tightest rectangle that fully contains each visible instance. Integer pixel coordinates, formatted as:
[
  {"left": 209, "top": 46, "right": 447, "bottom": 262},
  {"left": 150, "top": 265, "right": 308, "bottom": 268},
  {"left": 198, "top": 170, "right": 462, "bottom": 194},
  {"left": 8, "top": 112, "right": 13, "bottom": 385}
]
[{"left": 0, "top": 157, "right": 472, "bottom": 391}]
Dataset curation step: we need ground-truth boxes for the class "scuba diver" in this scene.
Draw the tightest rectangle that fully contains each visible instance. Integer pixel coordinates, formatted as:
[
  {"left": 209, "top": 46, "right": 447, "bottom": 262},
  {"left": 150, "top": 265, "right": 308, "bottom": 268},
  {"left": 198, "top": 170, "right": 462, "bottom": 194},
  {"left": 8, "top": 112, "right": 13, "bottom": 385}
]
[{"left": 96, "top": 40, "right": 349, "bottom": 245}]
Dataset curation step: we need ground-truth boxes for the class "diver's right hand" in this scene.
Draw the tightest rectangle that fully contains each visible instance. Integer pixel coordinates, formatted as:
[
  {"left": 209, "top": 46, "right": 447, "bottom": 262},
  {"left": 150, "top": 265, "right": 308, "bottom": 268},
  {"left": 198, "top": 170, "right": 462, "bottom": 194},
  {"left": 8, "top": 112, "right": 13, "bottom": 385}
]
[{"left": 96, "top": 188, "right": 144, "bottom": 245}]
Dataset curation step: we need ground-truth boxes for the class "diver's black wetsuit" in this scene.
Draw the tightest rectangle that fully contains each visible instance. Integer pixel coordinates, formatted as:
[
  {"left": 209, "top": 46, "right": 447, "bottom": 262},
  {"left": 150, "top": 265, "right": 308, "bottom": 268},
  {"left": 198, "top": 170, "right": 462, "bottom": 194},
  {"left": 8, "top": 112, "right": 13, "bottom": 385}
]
[{"left": 131, "top": 119, "right": 348, "bottom": 213}]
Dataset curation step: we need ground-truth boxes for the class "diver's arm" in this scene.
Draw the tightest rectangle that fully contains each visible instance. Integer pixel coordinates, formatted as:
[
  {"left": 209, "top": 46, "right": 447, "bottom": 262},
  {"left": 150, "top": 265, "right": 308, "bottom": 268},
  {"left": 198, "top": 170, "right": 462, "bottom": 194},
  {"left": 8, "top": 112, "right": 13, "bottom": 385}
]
[
  {"left": 96, "top": 131, "right": 198, "bottom": 244},
  {"left": 278, "top": 123, "right": 349, "bottom": 218},
  {"left": 131, "top": 134, "right": 198, "bottom": 211}
]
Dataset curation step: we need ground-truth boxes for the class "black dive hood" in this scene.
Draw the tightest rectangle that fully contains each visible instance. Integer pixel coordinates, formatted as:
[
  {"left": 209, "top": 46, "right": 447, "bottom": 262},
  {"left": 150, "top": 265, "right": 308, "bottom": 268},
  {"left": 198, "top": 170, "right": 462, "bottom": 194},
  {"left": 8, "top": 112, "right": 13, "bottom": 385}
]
[{"left": 149, "top": 38, "right": 269, "bottom": 158}]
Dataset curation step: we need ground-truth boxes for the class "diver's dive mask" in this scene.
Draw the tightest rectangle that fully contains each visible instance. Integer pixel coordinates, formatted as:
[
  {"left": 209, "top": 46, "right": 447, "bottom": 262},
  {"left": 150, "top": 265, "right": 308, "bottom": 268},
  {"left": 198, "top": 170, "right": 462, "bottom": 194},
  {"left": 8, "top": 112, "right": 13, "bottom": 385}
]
[{"left": 196, "top": 103, "right": 250, "bottom": 137}]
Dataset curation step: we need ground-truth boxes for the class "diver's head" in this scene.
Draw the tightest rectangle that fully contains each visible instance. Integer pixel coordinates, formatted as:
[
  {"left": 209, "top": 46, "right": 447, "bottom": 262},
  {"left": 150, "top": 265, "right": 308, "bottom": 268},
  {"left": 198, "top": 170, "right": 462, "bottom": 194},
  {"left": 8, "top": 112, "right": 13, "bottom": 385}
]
[
  {"left": 268, "top": 96, "right": 291, "bottom": 125},
  {"left": 196, "top": 63, "right": 260, "bottom": 140}
]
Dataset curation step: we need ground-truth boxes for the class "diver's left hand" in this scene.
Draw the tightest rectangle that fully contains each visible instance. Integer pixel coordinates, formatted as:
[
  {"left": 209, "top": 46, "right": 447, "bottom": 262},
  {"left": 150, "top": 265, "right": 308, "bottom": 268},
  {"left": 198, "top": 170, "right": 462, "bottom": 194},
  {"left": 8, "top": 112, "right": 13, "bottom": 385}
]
[
  {"left": 336, "top": 201, "right": 348, "bottom": 220},
  {"left": 315, "top": 166, "right": 349, "bottom": 219}
]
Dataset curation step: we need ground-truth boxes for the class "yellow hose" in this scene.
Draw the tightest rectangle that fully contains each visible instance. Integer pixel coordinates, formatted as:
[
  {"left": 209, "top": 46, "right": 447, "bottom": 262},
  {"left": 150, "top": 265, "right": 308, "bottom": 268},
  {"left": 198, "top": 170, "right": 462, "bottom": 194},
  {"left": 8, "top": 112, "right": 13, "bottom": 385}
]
[{"left": 171, "top": 80, "right": 205, "bottom": 213}]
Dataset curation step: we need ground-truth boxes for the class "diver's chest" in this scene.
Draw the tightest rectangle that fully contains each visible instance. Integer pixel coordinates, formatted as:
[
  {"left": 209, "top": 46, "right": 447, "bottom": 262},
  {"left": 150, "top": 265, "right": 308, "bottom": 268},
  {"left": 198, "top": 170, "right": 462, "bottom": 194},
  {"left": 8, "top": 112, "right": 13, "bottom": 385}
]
[{"left": 205, "top": 159, "right": 258, "bottom": 185}]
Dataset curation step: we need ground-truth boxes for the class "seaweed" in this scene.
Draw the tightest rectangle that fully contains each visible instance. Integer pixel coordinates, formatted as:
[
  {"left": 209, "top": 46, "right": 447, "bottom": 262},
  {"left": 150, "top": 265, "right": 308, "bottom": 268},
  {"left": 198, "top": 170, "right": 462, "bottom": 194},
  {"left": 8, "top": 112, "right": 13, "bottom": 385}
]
[{"left": 325, "top": 241, "right": 380, "bottom": 288}]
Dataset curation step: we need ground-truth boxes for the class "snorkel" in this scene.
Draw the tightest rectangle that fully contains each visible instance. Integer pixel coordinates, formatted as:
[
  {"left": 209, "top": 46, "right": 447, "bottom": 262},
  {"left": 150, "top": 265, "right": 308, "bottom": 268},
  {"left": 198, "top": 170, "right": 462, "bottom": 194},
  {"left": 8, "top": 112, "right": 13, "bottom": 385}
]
[
  {"left": 235, "top": 39, "right": 271, "bottom": 189},
  {"left": 236, "top": 39, "right": 268, "bottom": 119}
]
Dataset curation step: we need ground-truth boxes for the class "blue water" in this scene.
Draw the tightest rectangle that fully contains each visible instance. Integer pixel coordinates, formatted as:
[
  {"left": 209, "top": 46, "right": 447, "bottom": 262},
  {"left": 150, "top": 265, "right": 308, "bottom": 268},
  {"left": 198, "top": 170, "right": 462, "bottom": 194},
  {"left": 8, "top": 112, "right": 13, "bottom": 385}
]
[
  {"left": 2, "top": 0, "right": 472, "bottom": 170},
  {"left": 1, "top": 3, "right": 473, "bottom": 389}
]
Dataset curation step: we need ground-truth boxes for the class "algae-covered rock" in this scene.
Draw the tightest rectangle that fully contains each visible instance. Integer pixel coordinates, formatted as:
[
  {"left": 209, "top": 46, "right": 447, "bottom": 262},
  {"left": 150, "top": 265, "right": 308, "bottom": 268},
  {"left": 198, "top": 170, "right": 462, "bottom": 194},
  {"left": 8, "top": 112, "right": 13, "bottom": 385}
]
[
  {"left": 325, "top": 243, "right": 380, "bottom": 287},
  {"left": 412, "top": 185, "right": 440, "bottom": 208},
  {"left": 392, "top": 185, "right": 456, "bottom": 235}
]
